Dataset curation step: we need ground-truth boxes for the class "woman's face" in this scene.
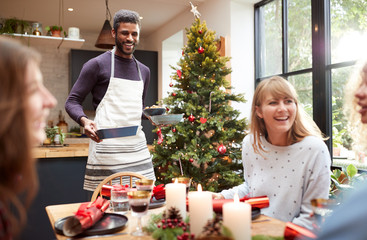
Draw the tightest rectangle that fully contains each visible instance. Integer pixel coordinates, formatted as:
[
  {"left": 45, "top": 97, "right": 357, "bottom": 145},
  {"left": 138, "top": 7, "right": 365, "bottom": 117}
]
[
  {"left": 256, "top": 94, "right": 297, "bottom": 143},
  {"left": 355, "top": 73, "right": 367, "bottom": 123},
  {"left": 25, "top": 61, "right": 57, "bottom": 144}
]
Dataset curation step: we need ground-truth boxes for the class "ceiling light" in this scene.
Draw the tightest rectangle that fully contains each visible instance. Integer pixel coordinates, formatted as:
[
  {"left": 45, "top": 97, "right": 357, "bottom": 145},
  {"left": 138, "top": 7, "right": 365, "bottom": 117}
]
[
  {"left": 95, "top": 0, "right": 115, "bottom": 49},
  {"left": 67, "top": 8, "right": 73, "bottom": 12}
]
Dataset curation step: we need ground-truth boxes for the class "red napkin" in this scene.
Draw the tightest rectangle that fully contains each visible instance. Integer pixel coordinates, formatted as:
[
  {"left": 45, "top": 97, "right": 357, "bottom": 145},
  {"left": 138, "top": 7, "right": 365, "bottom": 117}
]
[
  {"left": 185, "top": 195, "right": 269, "bottom": 212},
  {"left": 152, "top": 184, "right": 165, "bottom": 200},
  {"left": 284, "top": 222, "right": 316, "bottom": 240},
  {"left": 62, "top": 196, "right": 110, "bottom": 237},
  {"left": 101, "top": 184, "right": 131, "bottom": 197}
]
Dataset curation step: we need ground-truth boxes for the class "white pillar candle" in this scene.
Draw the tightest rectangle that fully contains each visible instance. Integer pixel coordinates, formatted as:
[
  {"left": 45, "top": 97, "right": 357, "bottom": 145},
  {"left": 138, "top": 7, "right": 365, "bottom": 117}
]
[
  {"left": 188, "top": 184, "right": 213, "bottom": 237},
  {"left": 223, "top": 193, "right": 251, "bottom": 240},
  {"left": 165, "top": 181, "right": 187, "bottom": 219}
]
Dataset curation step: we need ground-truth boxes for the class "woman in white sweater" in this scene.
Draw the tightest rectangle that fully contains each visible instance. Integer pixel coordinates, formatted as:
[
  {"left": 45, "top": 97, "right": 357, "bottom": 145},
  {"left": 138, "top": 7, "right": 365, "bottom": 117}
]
[{"left": 214, "top": 76, "right": 331, "bottom": 230}]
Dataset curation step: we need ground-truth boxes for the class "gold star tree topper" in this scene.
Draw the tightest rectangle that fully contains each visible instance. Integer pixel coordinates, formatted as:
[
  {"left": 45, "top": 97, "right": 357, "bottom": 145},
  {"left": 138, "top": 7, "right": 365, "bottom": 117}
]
[{"left": 190, "top": 2, "right": 201, "bottom": 19}]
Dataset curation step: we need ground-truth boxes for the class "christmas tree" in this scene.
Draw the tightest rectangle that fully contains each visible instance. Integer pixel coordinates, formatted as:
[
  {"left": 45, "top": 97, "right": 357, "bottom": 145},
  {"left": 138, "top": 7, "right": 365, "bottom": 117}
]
[{"left": 152, "top": 5, "right": 248, "bottom": 192}]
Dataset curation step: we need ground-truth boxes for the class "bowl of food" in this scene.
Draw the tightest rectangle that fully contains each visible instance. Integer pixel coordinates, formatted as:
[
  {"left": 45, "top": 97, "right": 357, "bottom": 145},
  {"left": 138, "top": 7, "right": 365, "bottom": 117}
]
[
  {"left": 143, "top": 105, "right": 166, "bottom": 116},
  {"left": 150, "top": 114, "right": 184, "bottom": 125}
]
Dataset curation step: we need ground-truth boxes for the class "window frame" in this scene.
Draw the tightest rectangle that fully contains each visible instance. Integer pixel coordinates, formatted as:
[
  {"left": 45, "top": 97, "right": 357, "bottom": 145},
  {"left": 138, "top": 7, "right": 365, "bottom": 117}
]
[{"left": 254, "top": 0, "right": 358, "bottom": 156}]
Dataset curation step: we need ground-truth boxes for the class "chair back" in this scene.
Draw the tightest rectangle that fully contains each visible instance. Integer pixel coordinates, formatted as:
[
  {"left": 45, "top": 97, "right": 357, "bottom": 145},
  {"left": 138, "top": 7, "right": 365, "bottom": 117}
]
[{"left": 90, "top": 171, "right": 146, "bottom": 202}]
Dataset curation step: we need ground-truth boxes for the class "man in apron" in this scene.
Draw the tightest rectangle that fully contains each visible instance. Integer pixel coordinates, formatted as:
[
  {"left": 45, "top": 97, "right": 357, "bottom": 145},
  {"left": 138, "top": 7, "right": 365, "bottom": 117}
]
[{"left": 65, "top": 9, "right": 155, "bottom": 193}]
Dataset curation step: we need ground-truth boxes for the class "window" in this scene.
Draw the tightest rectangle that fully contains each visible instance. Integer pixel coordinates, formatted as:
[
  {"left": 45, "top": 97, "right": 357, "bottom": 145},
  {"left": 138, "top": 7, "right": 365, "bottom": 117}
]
[{"left": 255, "top": 0, "right": 367, "bottom": 161}]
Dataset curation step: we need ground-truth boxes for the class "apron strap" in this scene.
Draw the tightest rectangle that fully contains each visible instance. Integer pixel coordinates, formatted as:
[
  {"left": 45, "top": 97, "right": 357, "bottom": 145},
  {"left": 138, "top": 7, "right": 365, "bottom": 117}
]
[{"left": 111, "top": 47, "right": 143, "bottom": 81}]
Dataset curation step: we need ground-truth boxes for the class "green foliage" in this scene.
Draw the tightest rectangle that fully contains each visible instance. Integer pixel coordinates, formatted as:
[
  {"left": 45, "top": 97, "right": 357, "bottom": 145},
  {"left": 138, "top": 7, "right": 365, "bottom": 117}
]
[
  {"left": 330, "top": 163, "right": 366, "bottom": 201},
  {"left": 0, "top": 18, "right": 30, "bottom": 34},
  {"left": 45, "top": 126, "right": 59, "bottom": 142},
  {"left": 152, "top": 18, "right": 248, "bottom": 192}
]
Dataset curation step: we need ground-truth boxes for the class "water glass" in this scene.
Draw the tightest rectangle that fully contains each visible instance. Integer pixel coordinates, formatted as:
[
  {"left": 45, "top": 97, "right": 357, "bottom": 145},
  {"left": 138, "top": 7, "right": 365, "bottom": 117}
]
[{"left": 110, "top": 186, "right": 129, "bottom": 214}]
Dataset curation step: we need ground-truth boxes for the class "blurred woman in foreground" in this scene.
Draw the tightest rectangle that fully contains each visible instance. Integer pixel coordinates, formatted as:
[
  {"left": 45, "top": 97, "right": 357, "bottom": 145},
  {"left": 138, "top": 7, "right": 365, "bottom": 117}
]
[{"left": 0, "top": 37, "right": 56, "bottom": 239}]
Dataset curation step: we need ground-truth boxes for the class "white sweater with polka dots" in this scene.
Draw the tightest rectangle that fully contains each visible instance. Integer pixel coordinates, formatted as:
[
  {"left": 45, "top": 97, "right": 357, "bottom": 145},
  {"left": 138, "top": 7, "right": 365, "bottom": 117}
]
[{"left": 220, "top": 134, "right": 331, "bottom": 229}]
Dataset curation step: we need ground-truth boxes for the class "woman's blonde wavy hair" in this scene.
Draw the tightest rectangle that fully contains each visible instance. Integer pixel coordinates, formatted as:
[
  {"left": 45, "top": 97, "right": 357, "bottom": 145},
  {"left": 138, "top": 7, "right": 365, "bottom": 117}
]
[
  {"left": 0, "top": 37, "right": 40, "bottom": 237},
  {"left": 250, "top": 76, "right": 326, "bottom": 154},
  {"left": 344, "top": 59, "right": 367, "bottom": 152}
]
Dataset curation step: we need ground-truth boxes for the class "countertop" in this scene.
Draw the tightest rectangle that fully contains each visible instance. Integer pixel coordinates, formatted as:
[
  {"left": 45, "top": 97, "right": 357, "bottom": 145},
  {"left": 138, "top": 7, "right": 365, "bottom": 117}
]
[{"left": 33, "top": 143, "right": 89, "bottom": 159}]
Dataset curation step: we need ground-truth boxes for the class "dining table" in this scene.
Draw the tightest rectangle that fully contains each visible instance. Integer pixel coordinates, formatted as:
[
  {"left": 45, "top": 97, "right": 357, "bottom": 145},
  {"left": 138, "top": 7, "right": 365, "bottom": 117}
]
[{"left": 45, "top": 202, "right": 286, "bottom": 239}]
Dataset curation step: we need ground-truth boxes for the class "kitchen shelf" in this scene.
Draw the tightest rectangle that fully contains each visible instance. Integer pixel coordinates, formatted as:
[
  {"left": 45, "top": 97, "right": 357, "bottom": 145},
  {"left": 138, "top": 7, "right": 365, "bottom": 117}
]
[{"left": 2, "top": 33, "right": 85, "bottom": 49}]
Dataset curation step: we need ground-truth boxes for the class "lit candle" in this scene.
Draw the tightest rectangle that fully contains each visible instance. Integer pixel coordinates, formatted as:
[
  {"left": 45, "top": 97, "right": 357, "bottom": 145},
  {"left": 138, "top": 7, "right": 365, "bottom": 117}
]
[
  {"left": 188, "top": 184, "right": 213, "bottom": 236},
  {"left": 223, "top": 193, "right": 251, "bottom": 240},
  {"left": 165, "top": 179, "right": 187, "bottom": 219}
]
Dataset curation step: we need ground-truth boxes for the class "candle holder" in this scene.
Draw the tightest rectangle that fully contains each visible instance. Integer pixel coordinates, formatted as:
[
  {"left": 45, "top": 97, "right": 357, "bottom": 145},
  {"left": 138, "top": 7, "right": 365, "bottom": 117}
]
[
  {"left": 172, "top": 177, "right": 192, "bottom": 196},
  {"left": 135, "top": 179, "right": 155, "bottom": 193},
  {"left": 127, "top": 191, "right": 151, "bottom": 236}
]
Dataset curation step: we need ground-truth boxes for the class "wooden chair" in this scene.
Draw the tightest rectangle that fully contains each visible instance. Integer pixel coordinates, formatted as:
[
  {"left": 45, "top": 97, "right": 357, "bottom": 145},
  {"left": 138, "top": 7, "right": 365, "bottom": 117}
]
[{"left": 91, "top": 171, "right": 147, "bottom": 202}]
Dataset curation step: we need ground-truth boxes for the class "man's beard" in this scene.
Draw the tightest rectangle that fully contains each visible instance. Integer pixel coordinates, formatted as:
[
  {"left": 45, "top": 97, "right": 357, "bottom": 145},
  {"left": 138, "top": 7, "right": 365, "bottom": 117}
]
[{"left": 115, "top": 36, "right": 137, "bottom": 57}]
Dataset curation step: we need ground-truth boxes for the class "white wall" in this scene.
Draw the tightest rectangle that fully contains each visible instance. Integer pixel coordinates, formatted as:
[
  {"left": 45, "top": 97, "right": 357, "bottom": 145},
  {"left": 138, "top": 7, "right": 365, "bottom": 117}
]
[{"left": 147, "top": 0, "right": 255, "bottom": 120}]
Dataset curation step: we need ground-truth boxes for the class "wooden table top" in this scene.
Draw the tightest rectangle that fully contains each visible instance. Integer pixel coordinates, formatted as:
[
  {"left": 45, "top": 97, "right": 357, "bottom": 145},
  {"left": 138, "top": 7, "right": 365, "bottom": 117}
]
[{"left": 46, "top": 202, "right": 286, "bottom": 239}]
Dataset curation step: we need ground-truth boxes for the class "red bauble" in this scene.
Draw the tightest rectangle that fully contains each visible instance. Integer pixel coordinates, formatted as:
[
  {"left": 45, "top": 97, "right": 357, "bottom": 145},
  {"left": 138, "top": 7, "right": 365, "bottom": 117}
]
[
  {"left": 198, "top": 46, "right": 204, "bottom": 54},
  {"left": 189, "top": 158, "right": 194, "bottom": 163},
  {"left": 187, "top": 90, "right": 193, "bottom": 94},
  {"left": 217, "top": 144, "right": 227, "bottom": 154},
  {"left": 172, "top": 128, "right": 176, "bottom": 133},
  {"left": 169, "top": 82, "right": 173, "bottom": 87},
  {"left": 198, "top": 29, "right": 203, "bottom": 34},
  {"left": 188, "top": 114, "right": 195, "bottom": 122},
  {"left": 172, "top": 92, "right": 177, "bottom": 97},
  {"left": 177, "top": 69, "right": 182, "bottom": 78},
  {"left": 182, "top": 50, "right": 185, "bottom": 56},
  {"left": 200, "top": 117, "right": 207, "bottom": 124}
]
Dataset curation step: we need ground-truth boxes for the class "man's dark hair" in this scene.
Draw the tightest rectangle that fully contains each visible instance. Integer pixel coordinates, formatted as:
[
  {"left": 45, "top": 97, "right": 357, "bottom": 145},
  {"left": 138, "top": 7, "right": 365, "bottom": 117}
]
[{"left": 113, "top": 9, "right": 141, "bottom": 30}]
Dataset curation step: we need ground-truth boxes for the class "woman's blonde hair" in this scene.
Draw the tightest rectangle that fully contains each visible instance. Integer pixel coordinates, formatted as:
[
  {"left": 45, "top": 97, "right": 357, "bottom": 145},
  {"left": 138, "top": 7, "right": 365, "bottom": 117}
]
[
  {"left": 344, "top": 59, "right": 367, "bottom": 151},
  {"left": 0, "top": 37, "right": 40, "bottom": 237},
  {"left": 250, "top": 76, "right": 326, "bottom": 154}
]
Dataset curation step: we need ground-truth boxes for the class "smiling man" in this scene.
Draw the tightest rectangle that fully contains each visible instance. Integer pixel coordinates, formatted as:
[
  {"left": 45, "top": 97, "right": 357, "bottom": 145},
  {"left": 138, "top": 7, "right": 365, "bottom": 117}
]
[{"left": 65, "top": 10, "right": 155, "bottom": 194}]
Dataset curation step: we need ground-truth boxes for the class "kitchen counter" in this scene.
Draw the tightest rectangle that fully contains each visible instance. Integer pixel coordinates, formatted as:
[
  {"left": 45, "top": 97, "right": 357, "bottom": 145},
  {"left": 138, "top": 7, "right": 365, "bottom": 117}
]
[{"left": 33, "top": 143, "right": 89, "bottom": 158}]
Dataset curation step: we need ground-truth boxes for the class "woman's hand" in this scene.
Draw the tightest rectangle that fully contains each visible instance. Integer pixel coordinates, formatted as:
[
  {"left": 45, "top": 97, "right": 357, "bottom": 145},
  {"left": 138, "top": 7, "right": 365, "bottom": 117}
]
[{"left": 211, "top": 192, "right": 225, "bottom": 199}]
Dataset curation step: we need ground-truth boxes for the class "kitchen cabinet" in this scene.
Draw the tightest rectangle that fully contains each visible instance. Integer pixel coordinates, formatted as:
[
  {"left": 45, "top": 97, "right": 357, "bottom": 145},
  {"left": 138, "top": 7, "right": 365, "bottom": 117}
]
[
  {"left": 21, "top": 156, "right": 89, "bottom": 240},
  {"left": 2, "top": 33, "right": 85, "bottom": 49}
]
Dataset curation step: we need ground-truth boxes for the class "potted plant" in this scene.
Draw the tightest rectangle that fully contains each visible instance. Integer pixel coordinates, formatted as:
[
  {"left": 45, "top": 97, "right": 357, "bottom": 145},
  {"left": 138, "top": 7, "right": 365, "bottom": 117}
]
[
  {"left": 0, "top": 18, "right": 30, "bottom": 34},
  {"left": 45, "top": 25, "right": 65, "bottom": 37}
]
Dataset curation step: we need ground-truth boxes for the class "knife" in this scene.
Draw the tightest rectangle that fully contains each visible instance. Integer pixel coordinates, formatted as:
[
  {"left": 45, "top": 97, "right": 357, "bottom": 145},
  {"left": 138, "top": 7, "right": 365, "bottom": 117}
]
[{"left": 96, "top": 126, "right": 138, "bottom": 139}]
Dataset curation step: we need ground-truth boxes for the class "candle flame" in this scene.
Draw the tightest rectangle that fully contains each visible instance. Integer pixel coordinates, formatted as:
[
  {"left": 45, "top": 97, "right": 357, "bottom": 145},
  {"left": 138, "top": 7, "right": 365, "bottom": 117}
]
[
  {"left": 234, "top": 193, "right": 239, "bottom": 203},
  {"left": 174, "top": 178, "right": 178, "bottom": 184},
  {"left": 197, "top": 184, "right": 202, "bottom": 192}
]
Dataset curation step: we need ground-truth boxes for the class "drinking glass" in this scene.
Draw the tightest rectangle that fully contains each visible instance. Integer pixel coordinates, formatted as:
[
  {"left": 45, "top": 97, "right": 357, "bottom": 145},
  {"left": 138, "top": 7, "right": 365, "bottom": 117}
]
[
  {"left": 310, "top": 198, "right": 338, "bottom": 232},
  {"left": 135, "top": 179, "right": 155, "bottom": 193},
  {"left": 127, "top": 191, "right": 151, "bottom": 236},
  {"left": 110, "top": 186, "right": 129, "bottom": 214},
  {"left": 172, "top": 177, "right": 192, "bottom": 196}
]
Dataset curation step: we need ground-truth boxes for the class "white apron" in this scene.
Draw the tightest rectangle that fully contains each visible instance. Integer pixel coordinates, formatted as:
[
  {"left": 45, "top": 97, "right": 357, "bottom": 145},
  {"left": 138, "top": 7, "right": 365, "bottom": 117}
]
[{"left": 83, "top": 48, "right": 155, "bottom": 191}]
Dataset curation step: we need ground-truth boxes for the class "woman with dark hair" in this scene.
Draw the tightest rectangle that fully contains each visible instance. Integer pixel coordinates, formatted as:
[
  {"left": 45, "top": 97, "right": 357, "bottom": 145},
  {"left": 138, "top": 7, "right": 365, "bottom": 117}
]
[
  {"left": 0, "top": 37, "right": 56, "bottom": 239},
  {"left": 213, "top": 76, "right": 331, "bottom": 229}
]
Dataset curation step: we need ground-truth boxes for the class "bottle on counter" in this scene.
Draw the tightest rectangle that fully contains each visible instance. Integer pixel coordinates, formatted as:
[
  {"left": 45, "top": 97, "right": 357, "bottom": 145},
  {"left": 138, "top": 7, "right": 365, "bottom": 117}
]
[{"left": 57, "top": 110, "right": 68, "bottom": 134}]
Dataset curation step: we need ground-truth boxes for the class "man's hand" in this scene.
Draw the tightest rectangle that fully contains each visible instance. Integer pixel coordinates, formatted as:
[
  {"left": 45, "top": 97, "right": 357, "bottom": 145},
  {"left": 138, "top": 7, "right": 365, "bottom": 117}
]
[{"left": 80, "top": 117, "right": 102, "bottom": 143}]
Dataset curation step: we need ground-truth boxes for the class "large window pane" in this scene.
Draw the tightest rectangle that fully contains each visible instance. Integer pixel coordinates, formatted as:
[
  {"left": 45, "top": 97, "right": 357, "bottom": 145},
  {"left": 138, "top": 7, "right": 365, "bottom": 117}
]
[
  {"left": 331, "top": 66, "right": 355, "bottom": 155},
  {"left": 258, "top": 0, "right": 282, "bottom": 77},
  {"left": 287, "top": 0, "right": 311, "bottom": 72},
  {"left": 330, "top": 0, "right": 367, "bottom": 64},
  {"left": 288, "top": 73, "right": 313, "bottom": 117}
]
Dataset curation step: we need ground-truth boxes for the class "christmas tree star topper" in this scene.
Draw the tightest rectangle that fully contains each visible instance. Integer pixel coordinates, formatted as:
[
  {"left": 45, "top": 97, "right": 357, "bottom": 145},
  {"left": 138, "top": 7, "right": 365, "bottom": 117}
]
[{"left": 190, "top": 2, "right": 201, "bottom": 19}]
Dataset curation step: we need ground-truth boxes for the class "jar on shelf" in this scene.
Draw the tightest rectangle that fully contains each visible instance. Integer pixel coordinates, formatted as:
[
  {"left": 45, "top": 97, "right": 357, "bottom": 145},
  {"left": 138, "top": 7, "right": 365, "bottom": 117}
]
[{"left": 32, "top": 23, "right": 43, "bottom": 36}]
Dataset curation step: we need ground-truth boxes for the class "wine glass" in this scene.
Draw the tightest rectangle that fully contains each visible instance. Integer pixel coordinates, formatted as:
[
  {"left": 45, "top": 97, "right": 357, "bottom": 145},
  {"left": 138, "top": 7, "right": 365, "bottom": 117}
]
[
  {"left": 135, "top": 179, "right": 155, "bottom": 193},
  {"left": 172, "top": 177, "right": 192, "bottom": 196},
  {"left": 127, "top": 191, "right": 151, "bottom": 236}
]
